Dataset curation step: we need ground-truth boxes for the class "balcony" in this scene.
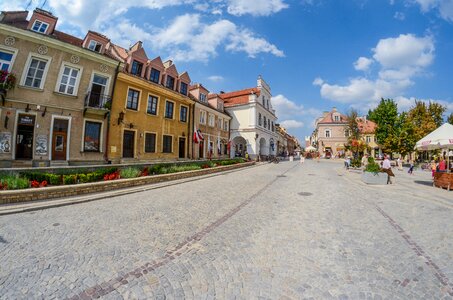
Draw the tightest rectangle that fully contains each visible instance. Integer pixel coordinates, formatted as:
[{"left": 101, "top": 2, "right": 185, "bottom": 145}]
[{"left": 84, "top": 92, "right": 111, "bottom": 117}]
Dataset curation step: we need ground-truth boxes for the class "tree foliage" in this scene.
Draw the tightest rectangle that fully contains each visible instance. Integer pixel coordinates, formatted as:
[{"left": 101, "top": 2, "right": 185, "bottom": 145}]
[
  {"left": 367, "top": 98, "right": 399, "bottom": 154},
  {"left": 406, "top": 101, "right": 446, "bottom": 143},
  {"left": 447, "top": 112, "right": 453, "bottom": 125}
]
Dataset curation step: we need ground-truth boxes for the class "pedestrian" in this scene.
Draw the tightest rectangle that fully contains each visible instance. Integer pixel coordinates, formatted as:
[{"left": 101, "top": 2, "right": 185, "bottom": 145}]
[
  {"left": 431, "top": 160, "right": 437, "bottom": 178},
  {"left": 361, "top": 154, "right": 368, "bottom": 169},
  {"left": 397, "top": 157, "right": 403, "bottom": 171},
  {"left": 438, "top": 157, "right": 446, "bottom": 172},
  {"left": 408, "top": 159, "right": 414, "bottom": 175},
  {"left": 300, "top": 154, "right": 305, "bottom": 164},
  {"left": 381, "top": 154, "right": 395, "bottom": 184}
]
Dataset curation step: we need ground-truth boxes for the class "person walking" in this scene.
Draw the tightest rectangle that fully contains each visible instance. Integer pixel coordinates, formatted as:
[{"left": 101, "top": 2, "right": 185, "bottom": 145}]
[
  {"left": 300, "top": 154, "right": 305, "bottom": 164},
  {"left": 397, "top": 157, "right": 403, "bottom": 171},
  {"left": 361, "top": 154, "right": 368, "bottom": 170},
  {"left": 408, "top": 159, "right": 414, "bottom": 175},
  {"left": 382, "top": 154, "right": 395, "bottom": 184}
]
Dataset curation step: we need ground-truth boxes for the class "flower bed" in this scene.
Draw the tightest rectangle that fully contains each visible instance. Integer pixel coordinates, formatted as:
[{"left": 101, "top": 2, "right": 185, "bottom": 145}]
[{"left": 0, "top": 159, "right": 245, "bottom": 190}]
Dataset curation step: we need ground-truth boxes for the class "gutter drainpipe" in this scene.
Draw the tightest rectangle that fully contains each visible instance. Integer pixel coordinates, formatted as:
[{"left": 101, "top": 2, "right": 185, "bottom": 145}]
[{"left": 104, "top": 62, "right": 121, "bottom": 163}]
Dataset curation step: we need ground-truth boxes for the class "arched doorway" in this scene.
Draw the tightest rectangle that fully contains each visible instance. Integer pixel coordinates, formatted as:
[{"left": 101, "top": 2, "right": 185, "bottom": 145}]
[{"left": 232, "top": 136, "right": 247, "bottom": 157}]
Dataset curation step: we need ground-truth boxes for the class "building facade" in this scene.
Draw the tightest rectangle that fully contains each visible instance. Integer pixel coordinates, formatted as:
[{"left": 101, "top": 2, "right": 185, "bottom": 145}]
[
  {"left": 313, "top": 107, "right": 349, "bottom": 158},
  {"left": 221, "top": 76, "right": 278, "bottom": 160},
  {"left": 0, "top": 9, "right": 121, "bottom": 167},
  {"left": 189, "top": 84, "right": 230, "bottom": 159},
  {"left": 107, "top": 42, "right": 194, "bottom": 163}
]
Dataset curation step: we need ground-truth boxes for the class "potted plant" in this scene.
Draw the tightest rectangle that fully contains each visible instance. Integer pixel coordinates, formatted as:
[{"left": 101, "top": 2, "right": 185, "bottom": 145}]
[
  {"left": 361, "top": 157, "right": 388, "bottom": 185},
  {"left": 0, "top": 70, "right": 17, "bottom": 104}
]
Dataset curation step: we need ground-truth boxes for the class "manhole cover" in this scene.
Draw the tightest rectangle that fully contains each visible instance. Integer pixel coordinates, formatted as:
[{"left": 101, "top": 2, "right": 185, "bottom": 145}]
[
  {"left": 53, "top": 223, "right": 60, "bottom": 227},
  {"left": 277, "top": 175, "right": 287, "bottom": 178},
  {"left": 298, "top": 192, "right": 313, "bottom": 196},
  {"left": 308, "top": 174, "right": 316, "bottom": 176}
]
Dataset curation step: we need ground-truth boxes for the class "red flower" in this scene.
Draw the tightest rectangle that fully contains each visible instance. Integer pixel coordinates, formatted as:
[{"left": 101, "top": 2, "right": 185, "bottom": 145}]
[
  {"left": 40, "top": 180, "right": 48, "bottom": 187},
  {"left": 31, "top": 180, "right": 40, "bottom": 188}
]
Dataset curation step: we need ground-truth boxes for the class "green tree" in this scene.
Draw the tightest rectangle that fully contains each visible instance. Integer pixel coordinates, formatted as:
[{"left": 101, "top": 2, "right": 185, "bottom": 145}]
[
  {"left": 448, "top": 112, "right": 453, "bottom": 125},
  {"left": 367, "top": 98, "right": 399, "bottom": 154},
  {"left": 406, "top": 101, "right": 446, "bottom": 142},
  {"left": 394, "top": 112, "right": 415, "bottom": 156},
  {"left": 346, "top": 109, "right": 360, "bottom": 140}
]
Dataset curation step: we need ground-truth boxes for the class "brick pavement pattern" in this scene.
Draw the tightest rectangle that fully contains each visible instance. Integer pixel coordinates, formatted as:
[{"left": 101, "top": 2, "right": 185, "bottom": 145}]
[{"left": 1, "top": 160, "right": 453, "bottom": 299}]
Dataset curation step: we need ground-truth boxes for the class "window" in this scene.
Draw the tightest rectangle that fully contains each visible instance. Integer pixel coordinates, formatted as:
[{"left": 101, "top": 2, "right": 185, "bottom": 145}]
[
  {"left": 24, "top": 57, "right": 48, "bottom": 89},
  {"left": 57, "top": 65, "right": 80, "bottom": 95},
  {"left": 344, "top": 130, "right": 349, "bottom": 137},
  {"left": 165, "top": 75, "right": 175, "bottom": 89},
  {"left": 262, "top": 96, "right": 265, "bottom": 106},
  {"left": 366, "top": 136, "right": 371, "bottom": 143},
  {"left": 165, "top": 101, "right": 174, "bottom": 119},
  {"left": 131, "top": 60, "right": 143, "bottom": 76},
  {"left": 200, "top": 110, "right": 206, "bottom": 124},
  {"left": 218, "top": 118, "right": 222, "bottom": 129},
  {"left": 163, "top": 135, "right": 172, "bottom": 153},
  {"left": 268, "top": 121, "right": 270, "bottom": 130},
  {"left": 224, "top": 120, "right": 228, "bottom": 131},
  {"left": 325, "top": 130, "right": 331, "bottom": 138},
  {"left": 271, "top": 121, "right": 274, "bottom": 132},
  {"left": 180, "top": 82, "right": 188, "bottom": 95},
  {"left": 264, "top": 116, "right": 267, "bottom": 128},
  {"left": 84, "top": 121, "right": 101, "bottom": 152},
  {"left": 258, "top": 113, "right": 262, "bottom": 126},
  {"left": 31, "top": 20, "right": 48, "bottom": 33},
  {"left": 126, "top": 88, "right": 140, "bottom": 110},
  {"left": 180, "top": 106, "right": 188, "bottom": 122},
  {"left": 334, "top": 115, "right": 340, "bottom": 122},
  {"left": 267, "top": 100, "right": 269, "bottom": 109},
  {"left": 0, "top": 49, "right": 15, "bottom": 71},
  {"left": 149, "top": 68, "right": 160, "bottom": 83},
  {"left": 145, "top": 133, "right": 156, "bottom": 153},
  {"left": 218, "top": 102, "right": 224, "bottom": 110},
  {"left": 224, "top": 144, "right": 228, "bottom": 155},
  {"left": 147, "top": 95, "right": 158, "bottom": 115},
  {"left": 88, "top": 40, "right": 102, "bottom": 52},
  {"left": 208, "top": 114, "right": 215, "bottom": 127},
  {"left": 200, "top": 93, "right": 207, "bottom": 102}
]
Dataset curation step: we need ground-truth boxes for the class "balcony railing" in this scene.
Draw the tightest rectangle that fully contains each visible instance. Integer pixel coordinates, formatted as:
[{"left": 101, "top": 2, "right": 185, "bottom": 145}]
[{"left": 84, "top": 91, "right": 112, "bottom": 109}]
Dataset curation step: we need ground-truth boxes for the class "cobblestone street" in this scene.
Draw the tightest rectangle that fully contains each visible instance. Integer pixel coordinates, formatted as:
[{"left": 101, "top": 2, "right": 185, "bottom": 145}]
[{"left": 1, "top": 160, "right": 453, "bottom": 299}]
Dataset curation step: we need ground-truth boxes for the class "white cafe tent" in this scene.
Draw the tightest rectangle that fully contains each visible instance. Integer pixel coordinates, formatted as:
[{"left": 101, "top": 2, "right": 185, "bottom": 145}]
[
  {"left": 305, "top": 145, "right": 316, "bottom": 152},
  {"left": 415, "top": 123, "right": 453, "bottom": 173},
  {"left": 415, "top": 123, "right": 453, "bottom": 151}
]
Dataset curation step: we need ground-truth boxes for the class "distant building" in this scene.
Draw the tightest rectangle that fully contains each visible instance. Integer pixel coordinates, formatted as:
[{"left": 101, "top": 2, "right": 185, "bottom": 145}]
[
  {"left": 313, "top": 107, "right": 348, "bottom": 157},
  {"left": 220, "top": 76, "right": 278, "bottom": 160},
  {"left": 189, "top": 84, "right": 230, "bottom": 159}
]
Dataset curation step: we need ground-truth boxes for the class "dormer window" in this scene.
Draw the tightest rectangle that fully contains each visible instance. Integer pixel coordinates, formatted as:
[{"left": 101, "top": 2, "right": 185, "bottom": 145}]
[
  {"left": 200, "top": 93, "right": 207, "bottom": 103},
  {"left": 218, "top": 102, "right": 224, "bottom": 110},
  {"left": 333, "top": 114, "right": 340, "bottom": 122},
  {"left": 131, "top": 60, "right": 143, "bottom": 76},
  {"left": 166, "top": 75, "right": 175, "bottom": 90},
  {"left": 88, "top": 40, "right": 102, "bottom": 53},
  {"left": 180, "top": 82, "right": 188, "bottom": 95},
  {"left": 31, "top": 20, "right": 48, "bottom": 33},
  {"left": 149, "top": 68, "right": 160, "bottom": 83}
]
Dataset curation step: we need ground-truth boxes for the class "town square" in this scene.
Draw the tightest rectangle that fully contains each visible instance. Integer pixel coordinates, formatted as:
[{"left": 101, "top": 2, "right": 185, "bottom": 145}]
[{"left": 1, "top": 1, "right": 453, "bottom": 299}]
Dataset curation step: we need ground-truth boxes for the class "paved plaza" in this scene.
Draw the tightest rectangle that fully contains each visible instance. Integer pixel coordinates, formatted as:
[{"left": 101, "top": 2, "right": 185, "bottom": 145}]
[{"left": 1, "top": 160, "right": 453, "bottom": 299}]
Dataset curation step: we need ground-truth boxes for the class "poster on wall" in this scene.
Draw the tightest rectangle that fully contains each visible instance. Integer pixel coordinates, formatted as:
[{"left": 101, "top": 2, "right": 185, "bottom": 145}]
[
  {"left": 35, "top": 134, "right": 48, "bottom": 156},
  {"left": 0, "top": 132, "right": 12, "bottom": 153}
]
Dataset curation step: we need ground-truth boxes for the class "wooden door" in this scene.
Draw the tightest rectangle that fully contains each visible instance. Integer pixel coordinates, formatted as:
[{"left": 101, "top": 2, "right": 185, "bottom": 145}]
[
  {"left": 178, "top": 137, "right": 185, "bottom": 158},
  {"left": 123, "top": 130, "right": 135, "bottom": 158},
  {"left": 52, "top": 131, "right": 67, "bottom": 160}
]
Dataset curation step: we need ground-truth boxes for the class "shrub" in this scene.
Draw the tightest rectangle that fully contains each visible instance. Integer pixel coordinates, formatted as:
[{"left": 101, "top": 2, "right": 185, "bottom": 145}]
[
  {"left": 63, "top": 174, "right": 77, "bottom": 185},
  {"left": 365, "top": 157, "right": 381, "bottom": 173},
  {"left": 120, "top": 167, "right": 141, "bottom": 179},
  {"left": 0, "top": 175, "right": 29, "bottom": 190},
  {"left": 350, "top": 158, "right": 362, "bottom": 168},
  {"left": 48, "top": 174, "right": 62, "bottom": 185}
]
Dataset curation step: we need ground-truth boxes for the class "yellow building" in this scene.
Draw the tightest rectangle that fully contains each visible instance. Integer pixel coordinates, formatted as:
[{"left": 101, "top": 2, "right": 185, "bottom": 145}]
[{"left": 107, "top": 42, "right": 194, "bottom": 163}]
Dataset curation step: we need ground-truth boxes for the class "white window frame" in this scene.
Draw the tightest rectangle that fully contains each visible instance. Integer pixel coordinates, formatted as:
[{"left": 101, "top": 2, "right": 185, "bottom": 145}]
[
  {"left": 200, "top": 93, "right": 207, "bottom": 103},
  {"left": 208, "top": 114, "right": 215, "bottom": 127},
  {"left": 0, "top": 45, "right": 18, "bottom": 72},
  {"left": 325, "top": 129, "right": 331, "bottom": 138},
  {"left": 164, "top": 100, "right": 175, "bottom": 119},
  {"left": 366, "top": 136, "right": 371, "bottom": 143},
  {"left": 146, "top": 93, "right": 159, "bottom": 116},
  {"left": 88, "top": 71, "right": 111, "bottom": 95},
  {"left": 223, "top": 120, "right": 229, "bottom": 131},
  {"left": 143, "top": 131, "right": 157, "bottom": 153},
  {"left": 200, "top": 110, "right": 206, "bottom": 124},
  {"left": 31, "top": 20, "right": 49, "bottom": 34},
  {"left": 218, "top": 117, "right": 222, "bottom": 129},
  {"left": 81, "top": 118, "right": 104, "bottom": 153},
  {"left": 88, "top": 40, "right": 103, "bottom": 53},
  {"left": 55, "top": 62, "right": 83, "bottom": 96},
  {"left": 49, "top": 115, "right": 72, "bottom": 161},
  {"left": 125, "top": 86, "right": 142, "bottom": 111},
  {"left": 20, "top": 52, "right": 52, "bottom": 90},
  {"left": 179, "top": 104, "right": 189, "bottom": 123}
]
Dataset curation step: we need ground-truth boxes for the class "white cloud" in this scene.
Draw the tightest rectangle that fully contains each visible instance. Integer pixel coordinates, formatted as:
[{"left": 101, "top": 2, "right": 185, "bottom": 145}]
[
  {"left": 412, "top": 0, "right": 453, "bottom": 22},
  {"left": 280, "top": 120, "right": 304, "bottom": 129},
  {"left": 226, "top": 28, "right": 285, "bottom": 58},
  {"left": 395, "top": 96, "right": 453, "bottom": 114},
  {"left": 207, "top": 75, "right": 224, "bottom": 82},
  {"left": 314, "top": 34, "right": 435, "bottom": 106},
  {"left": 226, "top": 0, "right": 288, "bottom": 16},
  {"left": 354, "top": 57, "right": 374, "bottom": 71},
  {"left": 394, "top": 11, "right": 406, "bottom": 20},
  {"left": 272, "top": 94, "right": 305, "bottom": 120}
]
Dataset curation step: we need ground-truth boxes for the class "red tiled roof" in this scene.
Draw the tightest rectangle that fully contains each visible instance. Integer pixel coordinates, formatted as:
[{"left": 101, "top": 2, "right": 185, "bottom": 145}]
[
  {"left": 357, "top": 117, "right": 376, "bottom": 133},
  {"left": 318, "top": 111, "right": 348, "bottom": 124},
  {"left": 53, "top": 30, "right": 83, "bottom": 46},
  {"left": 221, "top": 87, "right": 260, "bottom": 107}
]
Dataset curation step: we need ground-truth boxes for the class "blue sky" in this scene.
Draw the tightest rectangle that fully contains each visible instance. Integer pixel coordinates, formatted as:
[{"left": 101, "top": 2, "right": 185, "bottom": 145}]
[{"left": 2, "top": 0, "right": 453, "bottom": 143}]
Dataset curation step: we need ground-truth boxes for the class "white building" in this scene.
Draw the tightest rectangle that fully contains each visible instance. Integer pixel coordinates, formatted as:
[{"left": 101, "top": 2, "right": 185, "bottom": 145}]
[{"left": 220, "top": 76, "right": 278, "bottom": 160}]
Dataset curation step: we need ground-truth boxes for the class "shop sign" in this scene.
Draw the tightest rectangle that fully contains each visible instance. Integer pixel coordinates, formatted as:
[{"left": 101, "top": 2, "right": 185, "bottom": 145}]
[{"left": 18, "top": 115, "right": 35, "bottom": 126}]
